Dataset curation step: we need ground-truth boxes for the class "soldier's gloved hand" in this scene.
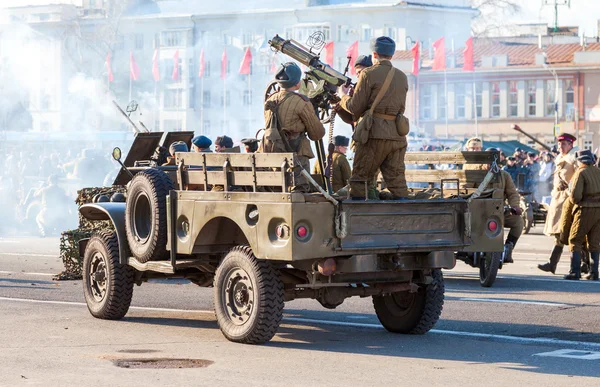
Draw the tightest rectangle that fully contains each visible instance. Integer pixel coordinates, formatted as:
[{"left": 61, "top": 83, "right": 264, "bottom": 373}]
[
  {"left": 557, "top": 181, "right": 568, "bottom": 191},
  {"left": 510, "top": 206, "right": 523, "bottom": 216}
]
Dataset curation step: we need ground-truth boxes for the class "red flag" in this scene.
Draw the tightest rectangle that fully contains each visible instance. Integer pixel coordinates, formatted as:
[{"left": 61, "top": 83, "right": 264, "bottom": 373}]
[
  {"left": 198, "top": 48, "right": 205, "bottom": 78},
  {"left": 323, "top": 41, "right": 334, "bottom": 66},
  {"left": 172, "top": 49, "right": 180, "bottom": 81},
  {"left": 129, "top": 51, "right": 140, "bottom": 81},
  {"left": 106, "top": 52, "right": 114, "bottom": 83},
  {"left": 346, "top": 41, "right": 359, "bottom": 75},
  {"left": 462, "top": 36, "right": 474, "bottom": 72},
  {"left": 239, "top": 47, "right": 252, "bottom": 75},
  {"left": 152, "top": 49, "right": 160, "bottom": 82},
  {"left": 221, "top": 48, "right": 228, "bottom": 80},
  {"left": 411, "top": 42, "right": 420, "bottom": 76},
  {"left": 432, "top": 37, "right": 446, "bottom": 71}
]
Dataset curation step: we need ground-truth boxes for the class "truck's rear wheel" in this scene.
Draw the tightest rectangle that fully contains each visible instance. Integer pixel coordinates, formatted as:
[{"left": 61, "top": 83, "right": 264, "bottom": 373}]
[
  {"left": 125, "top": 168, "right": 174, "bottom": 263},
  {"left": 373, "top": 269, "right": 445, "bottom": 334},
  {"left": 83, "top": 230, "right": 134, "bottom": 320},
  {"left": 479, "top": 251, "right": 501, "bottom": 287},
  {"left": 213, "top": 246, "right": 284, "bottom": 344}
]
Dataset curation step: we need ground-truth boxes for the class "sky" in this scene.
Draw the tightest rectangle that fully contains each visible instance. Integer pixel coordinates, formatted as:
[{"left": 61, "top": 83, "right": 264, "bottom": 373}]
[{"left": 0, "top": 0, "right": 598, "bottom": 35}]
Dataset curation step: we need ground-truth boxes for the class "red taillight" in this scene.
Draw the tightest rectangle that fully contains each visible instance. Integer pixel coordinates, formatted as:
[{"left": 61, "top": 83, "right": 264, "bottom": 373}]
[
  {"left": 296, "top": 226, "right": 308, "bottom": 238},
  {"left": 488, "top": 220, "right": 498, "bottom": 232}
]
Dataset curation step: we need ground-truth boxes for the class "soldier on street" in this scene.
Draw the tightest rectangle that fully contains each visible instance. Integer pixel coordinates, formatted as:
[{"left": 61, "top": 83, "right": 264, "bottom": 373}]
[
  {"left": 338, "top": 36, "right": 409, "bottom": 200},
  {"left": 162, "top": 141, "right": 188, "bottom": 166},
  {"left": 241, "top": 138, "right": 260, "bottom": 153},
  {"left": 314, "top": 135, "right": 352, "bottom": 192},
  {"left": 259, "top": 62, "right": 325, "bottom": 192},
  {"left": 564, "top": 150, "right": 600, "bottom": 280},
  {"left": 538, "top": 133, "right": 578, "bottom": 274},
  {"left": 191, "top": 135, "right": 212, "bottom": 152}
]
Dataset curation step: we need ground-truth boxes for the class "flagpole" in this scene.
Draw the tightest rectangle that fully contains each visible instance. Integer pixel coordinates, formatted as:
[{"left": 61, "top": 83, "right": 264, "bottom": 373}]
[
  {"left": 154, "top": 82, "right": 158, "bottom": 132},
  {"left": 473, "top": 76, "right": 478, "bottom": 138},
  {"left": 247, "top": 73, "right": 251, "bottom": 132},
  {"left": 129, "top": 76, "right": 132, "bottom": 102},
  {"left": 223, "top": 78, "right": 227, "bottom": 130},
  {"left": 200, "top": 76, "right": 204, "bottom": 134},
  {"left": 444, "top": 69, "right": 448, "bottom": 139}
]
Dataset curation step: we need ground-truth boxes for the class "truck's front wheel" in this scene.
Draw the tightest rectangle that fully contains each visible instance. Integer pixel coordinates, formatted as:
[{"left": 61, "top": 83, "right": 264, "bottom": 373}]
[
  {"left": 82, "top": 230, "right": 134, "bottom": 320},
  {"left": 373, "top": 269, "right": 445, "bottom": 334},
  {"left": 213, "top": 246, "right": 284, "bottom": 344}
]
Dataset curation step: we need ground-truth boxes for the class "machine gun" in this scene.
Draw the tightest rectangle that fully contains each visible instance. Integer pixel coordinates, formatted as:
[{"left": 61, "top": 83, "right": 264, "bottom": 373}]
[{"left": 267, "top": 33, "right": 354, "bottom": 194}]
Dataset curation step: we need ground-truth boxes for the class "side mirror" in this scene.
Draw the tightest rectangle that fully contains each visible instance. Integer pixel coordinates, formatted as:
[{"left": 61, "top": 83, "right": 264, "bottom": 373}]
[{"left": 112, "top": 147, "right": 122, "bottom": 161}]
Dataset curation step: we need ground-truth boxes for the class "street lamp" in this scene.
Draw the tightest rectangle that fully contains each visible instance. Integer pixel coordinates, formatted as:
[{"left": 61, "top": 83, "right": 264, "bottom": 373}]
[{"left": 542, "top": 53, "right": 559, "bottom": 138}]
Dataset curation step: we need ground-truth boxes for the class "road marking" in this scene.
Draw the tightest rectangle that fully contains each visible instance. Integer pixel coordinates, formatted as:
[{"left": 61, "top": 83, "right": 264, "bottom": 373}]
[
  {"left": 1, "top": 295, "right": 599, "bottom": 350},
  {"left": 0, "top": 252, "right": 57, "bottom": 257},
  {"left": 0, "top": 270, "right": 55, "bottom": 277},
  {"left": 457, "top": 298, "right": 568, "bottom": 307},
  {"left": 445, "top": 273, "right": 600, "bottom": 284},
  {"left": 534, "top": 349, "right": 600, "bottom": 360}
]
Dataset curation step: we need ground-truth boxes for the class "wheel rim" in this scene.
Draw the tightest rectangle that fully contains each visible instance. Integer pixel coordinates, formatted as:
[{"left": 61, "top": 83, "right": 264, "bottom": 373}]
[
  {"left": 88, "top": 252, "right": 108, "bottom": 302},
  {"left": 388, "top": 291, "right": 417, "bottom": 317},
  {"left": 221, "top": 267, "right": 255, "bottom": 326},
  {"left": 133, "top": 192, "right": 151, "bottom": 243}
]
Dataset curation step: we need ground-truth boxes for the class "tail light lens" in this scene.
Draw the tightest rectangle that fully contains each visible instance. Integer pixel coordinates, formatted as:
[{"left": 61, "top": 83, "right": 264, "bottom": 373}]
[
  {"left": 296, "top": 226, "right": 308, "bottom": 238},
  {"left": 488, "top": 220, "right": 498, "bottom": 232}
]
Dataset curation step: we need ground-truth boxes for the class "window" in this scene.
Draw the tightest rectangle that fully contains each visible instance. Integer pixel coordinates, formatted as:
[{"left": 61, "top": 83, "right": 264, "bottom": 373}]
[
  {"left": 509, "top": 81, "right": 518, "bottom": 117},
  {"left": 202, "top": 120, "right": 210, "bottom": 134},
  {"left": 204, "top": 61, "right": 211, "bottom": 78},
  {"left": 383, "top": 24, "right": 397, "bottom": 40},
  {"left": 203, "top": 91, "right": 211, "bottom": 108},
  {"left": 361, "top": 25, "right": 372, "bottom": 42},
  {"left": 528, "top": 81, "right": 536, "bottom": 116},
  {"left": 242, "top": 33, "right": 253, "bottom": 46},
  {"left": 221, "top": 90, "right": 230, "bottom": 107},
  {"left": 420, "top": 84, "right": 432, "bottom": 120},
  {"left": 188, "top": 88, "right": 195, "bottom": 109},
  {"left": 161, "top": 31, "right": 183, "bottom": 47},
  {"left": 164, "top": 89, "right": 183, "bottom": 109},
  {"left": 437, "top": 86, "right": 446, "bottom": 120},
  {"left": 545, "top": 80, "right": 556, "bottom": 117},
  {"left": 475, "top": 82, "right": 482, "bottom": 118},
  {"left": 584, "top": 140, "right": 593, "bottom": 150},
  {"left": 293, "top": 26, "right": 330, "bottom": 43},
  {"left": 189, "top": 58, "right": 194, "bottom": 80},
  {"left": 490, "top": 82, "right": 500, "bottom": 117},
  {"left": 565, "top": 79, "right": 575, "bottom": 120},
  {"left": 134, "top": 33, "right": 144, "bottom": 50},
  {"left": 454, "top": 83, "right": 465, "bottom": 119},
  {"left": 243, "top": 90, "right": 252, "bottom": 106}
]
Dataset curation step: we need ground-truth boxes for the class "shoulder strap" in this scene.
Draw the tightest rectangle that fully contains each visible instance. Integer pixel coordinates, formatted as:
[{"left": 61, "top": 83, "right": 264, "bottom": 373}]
[{"left": 369, "top": 67, "right": 395, "bottom": 114}]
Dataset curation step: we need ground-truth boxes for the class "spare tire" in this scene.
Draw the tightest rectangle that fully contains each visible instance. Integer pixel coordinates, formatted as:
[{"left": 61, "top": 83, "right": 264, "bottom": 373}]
[{"left": 125, "top": 168, "right": 174, "bottom": 263}]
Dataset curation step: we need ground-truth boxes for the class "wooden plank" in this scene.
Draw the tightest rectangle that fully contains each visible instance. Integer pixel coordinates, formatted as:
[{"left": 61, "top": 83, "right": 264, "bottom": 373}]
[
  {"left": 405, "top": 169, "right": 488, "bottom": 183},
  {"left": 405, "top": 151, "right": 495, "bottom": 165},
  {"left": 184, "top": 170, "right": 291, "bottom": 187},
  {"left": 175, "top": 152, "right": 296, "bottom": 169}
]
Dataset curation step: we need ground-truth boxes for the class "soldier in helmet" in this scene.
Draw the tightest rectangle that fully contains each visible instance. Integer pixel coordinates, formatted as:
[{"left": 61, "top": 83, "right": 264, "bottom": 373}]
[
  {"left": 338, "top": 36, "right": 409, "bottom": 200},
  {"left": 241, "top": 138, "right": 260, "bottom": 153},
  {"left": 191, "top": 135, "right": 212, "bottom": 153},
  {"left": 314, "top": 135, "right": 352, "bottom": 193},
  {"left": 259, "top": 62, "right": 325, "bottom": 192},
  {"left": 162, "top": 141, "right": 188, "bottom": 166}
]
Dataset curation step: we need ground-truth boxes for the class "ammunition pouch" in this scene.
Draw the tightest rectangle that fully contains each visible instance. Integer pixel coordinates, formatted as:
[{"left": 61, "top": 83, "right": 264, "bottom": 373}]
[{"left": 353, "top": 112, "right": 372, "bottom": 145}]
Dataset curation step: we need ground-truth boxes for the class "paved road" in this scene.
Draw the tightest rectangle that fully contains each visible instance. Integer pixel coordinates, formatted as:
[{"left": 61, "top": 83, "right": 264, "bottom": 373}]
[{"left": 0, "top": 230, "right": 599, "bottom": 386}]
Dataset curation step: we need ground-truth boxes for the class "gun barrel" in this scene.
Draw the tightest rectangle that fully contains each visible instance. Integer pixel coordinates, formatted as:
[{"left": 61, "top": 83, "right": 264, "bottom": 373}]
[
  {"left": 511, "top": 125, "right": 552, "bottom": 152},
  {"left": 112, "top": 100, "right": 141, "bottom": 134}
]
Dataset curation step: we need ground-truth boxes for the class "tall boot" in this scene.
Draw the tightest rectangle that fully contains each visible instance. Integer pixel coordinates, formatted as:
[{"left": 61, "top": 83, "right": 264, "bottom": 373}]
[
  {"left": 503, "top": 241, "right": 515, "bottom": 263},
  {"left": 564, "top": 251, "right": 581, "bottom": 280},
  {"left": 585, "top": 252, "right": 599, "bottom": 281},
  {"left": 538, "top": 245, "right": 563, "bottom": 274}
]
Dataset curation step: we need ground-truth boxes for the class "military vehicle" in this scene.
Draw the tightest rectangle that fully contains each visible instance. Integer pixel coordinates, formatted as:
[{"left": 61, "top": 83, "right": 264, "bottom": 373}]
[{"left": 76, "top": 130, "right": 504, "bottom": 344}]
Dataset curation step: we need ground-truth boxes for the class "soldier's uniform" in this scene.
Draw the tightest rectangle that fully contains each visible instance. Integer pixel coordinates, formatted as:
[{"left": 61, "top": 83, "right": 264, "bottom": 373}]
[
  {"left": 314, "top": 136, "right": 352, "bottom": 192},
  {"left": 538, "top": 133, "right": 577, "bottom": 274},
  {"left": 339, "top": 36, "right": 409, "bottom": 199},
  {"left": 259, "top": 62, "right": 325, "bottom": 192},
  {"left": 162, "top": 141, "right": 188, "bottom": 166},
  {"left": 488, "top": 169, "right": 525, "bottom": 256},
  {"left": 566, "top": 151, "right": 600, "bottom": 280}
]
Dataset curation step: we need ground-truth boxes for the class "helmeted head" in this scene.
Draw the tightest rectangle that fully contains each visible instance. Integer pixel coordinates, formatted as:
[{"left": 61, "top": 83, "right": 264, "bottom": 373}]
[
  {"left": 370, "top": 36, "right": 396, "bottom": 59},
  {"left": 507, "top": 156, "right": 516, "bottom": 165},
  {"left": 215, "top": 135, "right": 234, "bottom": 152},
  {"left": 191, "top": 135, "right": 212, "bottom": 151},
  {"left": 241, "top": 138, "right": 259, "bottom": 153},
  {"left": 275, "top": 62, "right": 302, "bottom": 89},
  {"left": 354, "top": 54, "right": 373, "bottom": 75},
  {"left": 466, "top": 137, "right": 482, "bottom": 152},
  {"left": 169, "top": 141, "right": 188, "bottom": 157}
]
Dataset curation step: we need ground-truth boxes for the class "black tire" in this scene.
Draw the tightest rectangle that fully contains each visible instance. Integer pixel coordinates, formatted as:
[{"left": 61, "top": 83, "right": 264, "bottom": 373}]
[
  {"left": 479, "top": 251, "right": 501, "bottom": 287},
  {"left": 125, "top": 168, "right": 174, "bottom": 263},
  {"left": 213, "top": 246, "right": 284, "bottom": 344},
  {"left": 373, "top": 269, "right": 445, "bottom": 335},
  {"left": 82, "top": 230, "right": 134, "bottom": 320}
]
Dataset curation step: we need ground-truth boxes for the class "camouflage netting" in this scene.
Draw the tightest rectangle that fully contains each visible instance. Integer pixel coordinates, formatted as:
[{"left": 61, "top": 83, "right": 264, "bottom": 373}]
[{"left": 54, "top": 186, "right": 126, "bottom": 281}]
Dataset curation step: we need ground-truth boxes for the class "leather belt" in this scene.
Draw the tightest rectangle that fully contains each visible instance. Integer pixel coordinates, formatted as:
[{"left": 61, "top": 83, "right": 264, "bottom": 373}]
[{"left": 373, "top": 112, "right": 397, "bottom": 120}]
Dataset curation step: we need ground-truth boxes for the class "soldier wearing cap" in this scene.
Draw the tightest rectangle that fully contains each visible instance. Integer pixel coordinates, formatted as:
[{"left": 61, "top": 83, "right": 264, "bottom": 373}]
[
  {"left": 338, "top": 36, "right": 409, "bottom": 200},
  {"left": 162, "top": 141, "right": 188, "bottom": 166},
  {"left": 314, "top": 135, "right": 352, "bottom": 192},
  {"left": 538, "top": 133, "right": 578, "bottom": 274},
  {"left": 191, "top": 135, "right": 212, "bottom": 153},
  {"left": 215, "top": 135, "right": 240, "bottom": 153},
  {"left": 334, "top": 55, "right": 374, "bottom": 125},
  {"left": 259, "top": 62, "right": 325, "bottom": 192},
  {"left": 241, "top": 138, "right": 259, "bottom": 153},
  {"left": 564, "top": 150, "right": 600, "bottom": 280}
]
